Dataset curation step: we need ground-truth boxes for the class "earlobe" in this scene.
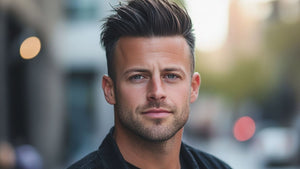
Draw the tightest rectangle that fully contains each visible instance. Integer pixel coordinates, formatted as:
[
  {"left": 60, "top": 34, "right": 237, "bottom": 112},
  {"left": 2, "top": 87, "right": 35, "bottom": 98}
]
[
  {"left": 102, "top": 75, "right": 116, "bottom": 105},
  {"left": 190, "top": 72, "right": 201, "bottom": 103}
]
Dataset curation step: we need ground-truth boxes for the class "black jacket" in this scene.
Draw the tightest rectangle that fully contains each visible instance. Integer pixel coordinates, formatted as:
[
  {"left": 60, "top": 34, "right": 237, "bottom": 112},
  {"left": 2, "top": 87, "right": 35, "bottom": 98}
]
[{"left": 67, "top": 128, "right": 232, "bottom": 169}]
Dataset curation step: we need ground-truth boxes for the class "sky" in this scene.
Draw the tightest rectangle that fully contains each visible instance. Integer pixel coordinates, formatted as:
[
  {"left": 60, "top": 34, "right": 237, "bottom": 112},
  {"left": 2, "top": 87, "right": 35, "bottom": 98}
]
[{"left": 186, "top": 0, "right": 230, "bottom": 52}]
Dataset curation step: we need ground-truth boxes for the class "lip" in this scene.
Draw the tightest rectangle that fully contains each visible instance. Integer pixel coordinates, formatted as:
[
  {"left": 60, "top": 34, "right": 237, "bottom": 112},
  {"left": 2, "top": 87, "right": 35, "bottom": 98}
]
[{"left": 142, "top": 109, "right": 172, "bottom": 118}]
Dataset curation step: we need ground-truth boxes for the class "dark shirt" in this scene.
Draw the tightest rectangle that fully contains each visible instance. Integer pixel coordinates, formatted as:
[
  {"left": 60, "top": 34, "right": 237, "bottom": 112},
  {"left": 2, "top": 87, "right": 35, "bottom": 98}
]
[
  {"left": 67, "top": 127, "right": 232, "bottom": 169},
  {"left": 126, "top": 162, "right": 139, "bottom": 169}
]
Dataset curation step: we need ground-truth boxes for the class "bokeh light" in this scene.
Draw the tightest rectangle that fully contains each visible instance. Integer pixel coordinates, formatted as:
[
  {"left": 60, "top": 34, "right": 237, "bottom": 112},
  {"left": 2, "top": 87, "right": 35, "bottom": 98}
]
[
  {"left": 0, "top": 142, "right": 16, "bottom": 168},
  {"left": 19, "top": 36, "right": 41, "bottom": 60},
  {"left": 233, "top": 116, "right": 256, "bottom": 142}
]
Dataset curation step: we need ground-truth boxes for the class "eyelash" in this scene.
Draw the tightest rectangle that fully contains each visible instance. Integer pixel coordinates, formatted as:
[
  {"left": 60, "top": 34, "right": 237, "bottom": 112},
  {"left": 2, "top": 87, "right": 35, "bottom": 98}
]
[
  {"left": 128, "top": 73, "right": 181, "bottom": 82},
  {"left": 164, "top": 73, "right": 179, "bottom": 79},
  {"left": 129, "top": 74, "right": 145, "bottom": 80}
]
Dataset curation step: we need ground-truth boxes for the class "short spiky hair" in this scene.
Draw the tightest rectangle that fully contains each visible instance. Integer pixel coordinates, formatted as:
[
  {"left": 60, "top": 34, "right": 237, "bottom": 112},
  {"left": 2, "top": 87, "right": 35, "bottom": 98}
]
[{"left": 101, "top": 0, "right": 195, "bottom": 81}]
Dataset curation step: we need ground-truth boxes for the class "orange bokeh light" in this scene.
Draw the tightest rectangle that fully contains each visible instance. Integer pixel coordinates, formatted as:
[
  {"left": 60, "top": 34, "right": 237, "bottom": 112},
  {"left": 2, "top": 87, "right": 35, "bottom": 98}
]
[
  {"left": 233, "top": 116, "right": 256, "bottom": 141},
  {"left": 20, "top": 36, "right": 41, "bottom": 60}
]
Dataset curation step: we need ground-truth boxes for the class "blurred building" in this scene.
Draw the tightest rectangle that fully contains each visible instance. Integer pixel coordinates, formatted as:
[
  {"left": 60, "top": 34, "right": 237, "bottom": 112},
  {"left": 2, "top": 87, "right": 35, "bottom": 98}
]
[
  {"left": 1, "top": 0, "right": 59, "bottom": 168},
  {"left": 225, "top": 0, "right": 300, "bottom": 167},
  {"left": 0, "top": 0, "right": 64, "bottom": 168},
  {"left": 189, "top": 1, "right": 300, "bottom": 167},
  {"left": 225, "top": 0, "right": 300, "bottom": 124},
  {"left": 0, "top": 0, "right": 118, "bottom": 168}
]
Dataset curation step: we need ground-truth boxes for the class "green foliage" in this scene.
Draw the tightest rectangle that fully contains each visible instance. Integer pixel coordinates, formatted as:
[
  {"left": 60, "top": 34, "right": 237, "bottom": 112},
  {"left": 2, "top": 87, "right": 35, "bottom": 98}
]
[
  {"left": 265, "top": 20, "right": 300, "bottom": 96},
  {"left": 195, "top": 51, "right": 276, "bottom": 101},
  {"left": 265, "top": 21, "right": 300, "bottom": 55},
  {"left": 170, "top": 0, "right": 186, "bottom": 9},
  {"left": 194, "top": 18, "right": 300, "bottom": 102}
]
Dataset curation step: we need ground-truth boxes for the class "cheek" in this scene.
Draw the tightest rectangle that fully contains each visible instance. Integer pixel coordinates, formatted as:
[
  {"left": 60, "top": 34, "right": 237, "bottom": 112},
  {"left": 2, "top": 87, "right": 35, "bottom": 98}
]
[
  {"left": 117, "top": 84, "right": 146, "bottom": 106},
  {"left": 168, "top": 84, "right": 190, "bottom": 103}
]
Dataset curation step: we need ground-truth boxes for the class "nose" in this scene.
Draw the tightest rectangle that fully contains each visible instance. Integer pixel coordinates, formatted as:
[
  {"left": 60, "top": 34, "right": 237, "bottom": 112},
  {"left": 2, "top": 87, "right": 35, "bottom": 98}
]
[{"left": 147, "top": 76, "right": 166, "bottom": 102}]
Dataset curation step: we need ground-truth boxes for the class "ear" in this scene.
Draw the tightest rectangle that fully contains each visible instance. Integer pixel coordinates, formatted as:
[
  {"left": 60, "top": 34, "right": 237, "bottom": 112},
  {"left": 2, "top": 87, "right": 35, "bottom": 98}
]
[
  {"left": 102, "top": 75, "right": 116, "bottom": 105},
  {"left": 190, "top": 72, "right": 201, "bottom": 103}
]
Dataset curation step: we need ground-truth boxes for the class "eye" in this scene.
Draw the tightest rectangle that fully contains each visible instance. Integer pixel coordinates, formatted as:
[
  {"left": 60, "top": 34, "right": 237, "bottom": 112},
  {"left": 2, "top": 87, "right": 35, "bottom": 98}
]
[
  {"left": 129, "top": 74, "right": 145, "bottom": 82},
  {"left": 164, "top": 73, "right": 180, "bottom": 81}
]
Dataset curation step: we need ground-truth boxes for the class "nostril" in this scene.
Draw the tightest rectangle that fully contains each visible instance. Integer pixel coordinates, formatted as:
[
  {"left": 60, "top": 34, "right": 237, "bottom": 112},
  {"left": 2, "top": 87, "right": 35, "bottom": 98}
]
[{"left": 147, "top": 94, "right": 166, "bottom": 101}]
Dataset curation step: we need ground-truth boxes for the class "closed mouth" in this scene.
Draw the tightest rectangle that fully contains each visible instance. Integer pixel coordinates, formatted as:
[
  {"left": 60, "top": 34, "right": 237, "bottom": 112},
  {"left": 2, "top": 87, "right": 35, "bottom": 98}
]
[{"left": 142, "top": 109, "right": 172, "bottom": 118}]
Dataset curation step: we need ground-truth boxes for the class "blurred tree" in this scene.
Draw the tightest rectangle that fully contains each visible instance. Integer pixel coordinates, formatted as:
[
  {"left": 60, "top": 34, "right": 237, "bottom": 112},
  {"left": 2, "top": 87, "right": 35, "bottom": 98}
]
[
  {"left": 171, "top": 0, "right": 186, "bottom": 8},
  {"left": 265, "top": 20, "right": 300, "bottom": 99},
  {"left": 194, "top": 18, "right": 300, "bottom": 108},
  {"left": 260, "top": 20, "right": 300, "bottom": 125},
  {"left": 195, "top": 50, "right": 275, "bottom": 102}
]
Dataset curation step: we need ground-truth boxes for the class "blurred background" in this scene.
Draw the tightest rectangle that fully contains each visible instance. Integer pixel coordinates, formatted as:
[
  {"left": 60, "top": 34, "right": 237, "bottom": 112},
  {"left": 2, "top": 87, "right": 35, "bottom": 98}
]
[{"left": 0, "top": 0, "right": 299, "bottom": 168}]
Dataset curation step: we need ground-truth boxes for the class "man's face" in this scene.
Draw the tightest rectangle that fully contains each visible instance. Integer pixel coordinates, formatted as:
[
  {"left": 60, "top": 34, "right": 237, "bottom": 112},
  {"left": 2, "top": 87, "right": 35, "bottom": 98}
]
[{"left": 103, "top": 36, "right": 200, "bottom": 142}]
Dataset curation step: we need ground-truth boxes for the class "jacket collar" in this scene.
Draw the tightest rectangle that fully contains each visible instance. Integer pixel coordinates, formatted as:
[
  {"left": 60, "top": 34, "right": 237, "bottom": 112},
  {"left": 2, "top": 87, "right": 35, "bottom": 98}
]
[
  {"left": 97, "top": 127, "right": 200, "bottom": 169},
  {"left": 97, "top": 127, "right": 130, "bottom": 169}
]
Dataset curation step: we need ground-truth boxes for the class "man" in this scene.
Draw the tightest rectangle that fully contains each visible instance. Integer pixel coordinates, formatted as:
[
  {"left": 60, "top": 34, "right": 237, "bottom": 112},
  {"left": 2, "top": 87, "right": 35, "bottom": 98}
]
[{"left": 68, "top": 0, "right": 231, "bottom": 168}]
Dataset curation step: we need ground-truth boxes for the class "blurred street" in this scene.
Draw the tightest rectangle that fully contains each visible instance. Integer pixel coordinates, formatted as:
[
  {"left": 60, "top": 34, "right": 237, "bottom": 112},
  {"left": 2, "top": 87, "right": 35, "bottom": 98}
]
[{"left": 1, "top": 0, "right": 300, "bottom": 168}]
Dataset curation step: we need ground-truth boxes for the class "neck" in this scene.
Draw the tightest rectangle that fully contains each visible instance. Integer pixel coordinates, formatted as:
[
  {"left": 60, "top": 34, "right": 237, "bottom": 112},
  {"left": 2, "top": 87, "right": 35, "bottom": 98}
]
[{"left": 114, "top": 125, "right": 183, "bottom": 169}]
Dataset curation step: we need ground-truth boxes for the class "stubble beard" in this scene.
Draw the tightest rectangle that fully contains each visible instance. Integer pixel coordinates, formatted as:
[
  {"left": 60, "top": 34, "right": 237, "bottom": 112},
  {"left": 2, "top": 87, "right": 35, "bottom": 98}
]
[{"left": 115, "top": 100, "right": 190, "bottom": 143}]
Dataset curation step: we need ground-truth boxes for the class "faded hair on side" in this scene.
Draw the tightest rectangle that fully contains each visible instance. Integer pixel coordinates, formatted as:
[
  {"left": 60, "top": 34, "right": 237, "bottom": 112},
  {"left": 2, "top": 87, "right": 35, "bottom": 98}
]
[{"left": 101, "top": 0, "right": 195, "bottom": 81}]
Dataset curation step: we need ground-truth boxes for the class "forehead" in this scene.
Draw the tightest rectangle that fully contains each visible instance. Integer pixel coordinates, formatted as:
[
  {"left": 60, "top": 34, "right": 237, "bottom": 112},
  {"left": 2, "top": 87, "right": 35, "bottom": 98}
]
[
  {"left": 114, "top": 36, "right": 191, "bottom": 67},
  {"left": 116, "top": 36, "right": 189, "bottom": 53}
]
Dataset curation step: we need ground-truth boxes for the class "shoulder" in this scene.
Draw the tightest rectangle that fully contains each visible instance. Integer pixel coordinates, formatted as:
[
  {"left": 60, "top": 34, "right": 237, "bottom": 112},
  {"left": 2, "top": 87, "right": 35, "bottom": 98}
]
[
  {"left": 66, "top": 151, "right": 104, "bottom": 169},
  {"left": 182, "top": 143, "right": 232, "bottom": 169}
]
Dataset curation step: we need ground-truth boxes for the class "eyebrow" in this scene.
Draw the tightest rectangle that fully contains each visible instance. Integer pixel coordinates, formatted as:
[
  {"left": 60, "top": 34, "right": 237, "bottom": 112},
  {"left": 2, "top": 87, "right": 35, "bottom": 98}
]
[
  {"left": 123, "top": 67, "right": 185, "bottom": 75},
  {"left": 123, "top": 68, "right": 150, "bottom": 76},
  {"left": 163, "top": 68, "right": 185, "bottom": 73}
]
